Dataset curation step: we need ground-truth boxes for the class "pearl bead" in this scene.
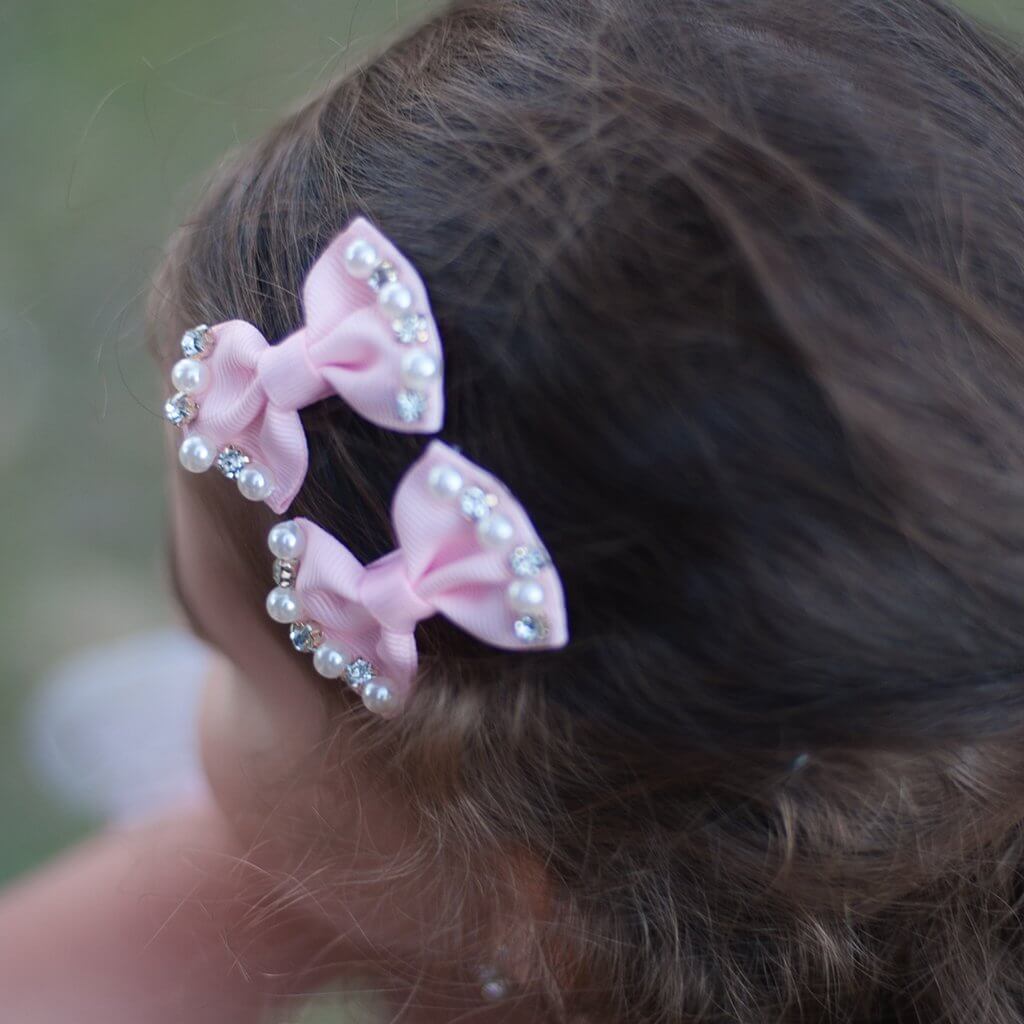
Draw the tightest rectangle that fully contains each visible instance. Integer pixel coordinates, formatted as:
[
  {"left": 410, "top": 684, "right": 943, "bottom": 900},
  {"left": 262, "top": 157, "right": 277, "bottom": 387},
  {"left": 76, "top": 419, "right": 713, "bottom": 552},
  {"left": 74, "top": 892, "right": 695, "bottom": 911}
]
[
  {"left": 428, "top": 464, "right": 464, "bottom": 500},
  {"left": 379, "top": 282, "right": 414, "bottom": 319},
  {"left": 178, "top": 435, "right": 216, "bottom": 473},
  {"left": 268, "top": 521, "right": 306, "bottom": 560},
  {"left": 481, "top": 979, "right": 510, "bottom": 1002},
  {"left": 477, "top": 513, "right": 515, "bottom": 547},
  {"left": 401, "top": 350, "right": 439, "bottom": 389},
  {"left": 236, "top": 464, "right": 276, "bottom": 502},
  {"left": 508, "top": 579, "right": 545, "bottom": 613},
  {"left": 266, "top": 586, "right": 304, "bottom": 624},
  {"left": 313, "top": 645, "right": 349, "bottom": 679},
  {"left": 344, "top": 239, "right": 379, "bottom": 279},
  {"left": 171, "top": 357, "right": 210, "bottom": 395},
  {"left": 362, "top": 680, "right": 402, "bottom": 718}
]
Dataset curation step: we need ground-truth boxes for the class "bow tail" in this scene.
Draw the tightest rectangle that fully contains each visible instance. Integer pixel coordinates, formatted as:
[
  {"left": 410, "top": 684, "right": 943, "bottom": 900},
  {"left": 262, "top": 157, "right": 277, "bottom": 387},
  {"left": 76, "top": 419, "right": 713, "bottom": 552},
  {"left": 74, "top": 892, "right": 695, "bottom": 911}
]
[
  {"left": 252, "top": 405, "right": 311, "bottom": 514},
  {"left": 374, "top": 629, "right": 420, "bottom": 695}
]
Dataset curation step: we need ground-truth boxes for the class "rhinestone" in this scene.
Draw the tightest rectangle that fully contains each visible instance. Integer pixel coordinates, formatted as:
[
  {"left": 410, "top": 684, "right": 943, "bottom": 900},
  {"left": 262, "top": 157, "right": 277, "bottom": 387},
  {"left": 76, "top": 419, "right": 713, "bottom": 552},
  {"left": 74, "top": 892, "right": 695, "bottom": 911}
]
[
  {"left": 216, "top": 446, "right": 249, "bottom": 479},
  {"left": 289, "top": 621, "right": 324, "bottom": 653},
  {"left": 180, "top": 325, "right": 211, "bottom": 359},
  {"left": 459, "top": 486, "right": 496, "bottom": 522},
  {"left": 273, "top": 559, "right": 298, "bottom": 588},
  {"left": 510, "top": 545, "right": 550, "bottom": 578},
  {"left": 368, "top": 261, "right": 398, "bottom": 293},
  {"left": 164, "top": 391, "right": 197, "bottom": 427},
  {"left": 396, "top": 389, "right": 427, "bottom": 423},
  {"left": 393, "top": 313, "right": 430, "bottom": 345},
  {"left": 514, "top": 614, "right": 549, "bottom": 645},
  {"left": 345, "top": 658, "right": 376, "bottom": 690}
]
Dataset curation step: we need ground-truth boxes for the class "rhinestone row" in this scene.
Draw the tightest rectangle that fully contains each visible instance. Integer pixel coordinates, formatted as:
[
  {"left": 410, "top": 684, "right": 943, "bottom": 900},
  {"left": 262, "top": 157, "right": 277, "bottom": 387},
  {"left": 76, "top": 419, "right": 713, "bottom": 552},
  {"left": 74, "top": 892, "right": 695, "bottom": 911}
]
[
  {"left": 342, "top": 238, "right": 438, "bottom": 425},
  {"left": 163, "top": 325, "right": 211, "bottom": 428},
  {"left": 427, "top": 461, "right": 553, "bottom": 644},
  {"left": 164, "top": 326, "right": 279, "bottom": 504},
  {"left": 264, "top": 521, "right": 399, "bottom": 718}
]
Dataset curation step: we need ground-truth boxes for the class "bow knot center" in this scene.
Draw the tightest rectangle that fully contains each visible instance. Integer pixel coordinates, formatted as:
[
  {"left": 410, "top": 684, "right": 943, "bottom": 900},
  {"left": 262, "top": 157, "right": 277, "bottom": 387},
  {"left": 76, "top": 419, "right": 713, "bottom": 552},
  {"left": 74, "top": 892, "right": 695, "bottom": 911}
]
[
  {"left": 359, "top": 551, "right": 435, "bottom": 635},
  {"left": 257, "top": 329, "right": 332, "bottom": 411}
]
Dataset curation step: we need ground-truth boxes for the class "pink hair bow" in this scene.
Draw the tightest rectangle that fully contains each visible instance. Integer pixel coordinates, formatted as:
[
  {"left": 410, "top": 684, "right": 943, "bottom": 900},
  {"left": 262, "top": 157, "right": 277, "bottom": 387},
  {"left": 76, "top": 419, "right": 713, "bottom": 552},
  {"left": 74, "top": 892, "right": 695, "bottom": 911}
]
[
  {"left": 166, "top": 218, "right": 445, "bottom": 513},
  {"left": 262, "top": 442, "right": 570, "bottom": 717}
]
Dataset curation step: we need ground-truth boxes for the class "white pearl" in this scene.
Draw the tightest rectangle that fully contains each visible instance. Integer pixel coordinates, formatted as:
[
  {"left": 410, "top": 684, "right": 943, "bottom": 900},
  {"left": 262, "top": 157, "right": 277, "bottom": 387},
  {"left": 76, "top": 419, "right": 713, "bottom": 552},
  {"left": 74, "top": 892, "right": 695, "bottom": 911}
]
[
  {"left": 401, "top": 350, "right": 439, "bottom": 388},
  {"left": 171, "top": 357, "right": 210, "bottom": 395},
  {"left": 362, "top": 680, "right": 401, "bottom": 718},
  {"left": 344, "top": 239, "right": 379, "bottom": 279},
  {"left": 178, "top": 435, "right": 216, "bottom": 473},
  {"left": 428, "top": 464, "right": 464, "bottom": 500},
  {"left": 313, "top": 645, "right": 349, "bottom": 679},
  {"left": 266, "top": 586, "right": 304, "bottom": 624},
  {"left": 268, "top": 521, "right": 306, "bottom": 560},
  {"left": 481, "top": 979, "right": 510, "bottom": 1002},
  {"left": 379, "top": 282, "right": 414, "bottom": 319},
  {"left": 236, "top": 464, "right": 276, "bottom": 502},
  {"left": 508, "top": 579, "right": 545, "bottom": 613},
  {"left": 477, "top": 513, "right": 515, "bottom": 548}
]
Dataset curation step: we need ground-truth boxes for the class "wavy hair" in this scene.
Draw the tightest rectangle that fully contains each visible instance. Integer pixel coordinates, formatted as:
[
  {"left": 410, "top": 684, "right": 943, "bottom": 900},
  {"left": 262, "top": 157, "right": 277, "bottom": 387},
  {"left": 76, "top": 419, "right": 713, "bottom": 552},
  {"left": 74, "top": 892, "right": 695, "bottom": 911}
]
[{"left": 156, "top": 1, "right": 1024, "bottom": 1019}]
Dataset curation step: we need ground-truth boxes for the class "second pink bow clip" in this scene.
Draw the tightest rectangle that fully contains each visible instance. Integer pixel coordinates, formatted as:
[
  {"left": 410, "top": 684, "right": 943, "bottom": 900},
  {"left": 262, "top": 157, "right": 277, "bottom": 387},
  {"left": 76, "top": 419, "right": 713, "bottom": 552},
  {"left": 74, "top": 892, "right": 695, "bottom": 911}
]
[
  {"left": 165, "top": 218, "right": 445, "bottom": 513},
  {"left": 261, "top": 442, "right": 570, "bottom": 717}
]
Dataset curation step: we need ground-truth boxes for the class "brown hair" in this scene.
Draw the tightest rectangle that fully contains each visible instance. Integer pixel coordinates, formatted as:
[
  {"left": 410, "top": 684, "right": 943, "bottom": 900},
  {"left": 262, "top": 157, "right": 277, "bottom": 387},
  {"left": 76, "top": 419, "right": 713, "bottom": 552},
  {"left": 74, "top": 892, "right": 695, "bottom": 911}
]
[{"left": 156, "top": 0, "right": 1024, "bottom": 1019}]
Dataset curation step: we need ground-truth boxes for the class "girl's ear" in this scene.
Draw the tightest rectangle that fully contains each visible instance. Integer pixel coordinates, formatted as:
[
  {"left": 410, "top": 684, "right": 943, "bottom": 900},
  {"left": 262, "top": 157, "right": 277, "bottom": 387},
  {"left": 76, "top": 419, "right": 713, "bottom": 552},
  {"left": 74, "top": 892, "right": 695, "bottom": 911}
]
[{"left": 486, "top": 849, "right": 582, "bottom": 1006}]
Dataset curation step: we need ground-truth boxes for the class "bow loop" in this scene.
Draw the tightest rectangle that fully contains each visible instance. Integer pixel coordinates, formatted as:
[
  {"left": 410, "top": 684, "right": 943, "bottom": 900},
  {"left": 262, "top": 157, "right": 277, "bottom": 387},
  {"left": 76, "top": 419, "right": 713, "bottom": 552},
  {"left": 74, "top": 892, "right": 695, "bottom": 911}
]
[
  {"left": 391, "top": 443, "right": 570, "bottom": 653},
  {"left": 292, "top": 521, "right": 422, "bottom": 691}
]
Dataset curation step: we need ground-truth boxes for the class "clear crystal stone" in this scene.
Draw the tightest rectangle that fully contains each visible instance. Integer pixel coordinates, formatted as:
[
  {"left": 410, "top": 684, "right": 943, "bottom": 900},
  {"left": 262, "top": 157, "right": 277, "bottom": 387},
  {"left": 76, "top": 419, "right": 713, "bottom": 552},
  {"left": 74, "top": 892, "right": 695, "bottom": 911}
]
[
  {"left": 510, "top": 545, "right": 550, "bottom": 578},
  {"left": 368, "top": 261, "right": 398, "bottom": 293},
  {"left": 459, "top": 486, "right": 496, "bottom": 522},
  {"left": 273, "top": 559, "right": 298, "bottom": 588},
  {"left": 393, "top": 313, "right": 430, "bottom": 345},
  {"left": 180, "top": 325, "right": 211, "bottom": 359},
  {"left": 289, "top": 621, "right": 323, "bottom": 653},
  {"left": 345, "top": 658, "right": 376, "bottom": 690},
  {"left": 514, "top": 615, "right": 548, "bottom": 644},
  {"left": 164, "top": 391, "right": 197, "bottom": 427},
  {"left": 216, "top": 446, "right": 249, "bottom": 479},
  {"left": 396, "top": 389, "right": 427, "bottom": 423}
]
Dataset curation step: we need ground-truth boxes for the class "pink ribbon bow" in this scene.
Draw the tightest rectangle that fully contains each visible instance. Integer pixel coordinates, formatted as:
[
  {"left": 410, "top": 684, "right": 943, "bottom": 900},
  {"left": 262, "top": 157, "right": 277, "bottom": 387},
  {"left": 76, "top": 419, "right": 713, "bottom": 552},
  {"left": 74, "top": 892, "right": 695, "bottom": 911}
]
[
  {"left": 287, "top": 442, "right": 569, "bottom": 703},
  {"left": 185, "top": 218, "right": 444, "bottom": 513}
]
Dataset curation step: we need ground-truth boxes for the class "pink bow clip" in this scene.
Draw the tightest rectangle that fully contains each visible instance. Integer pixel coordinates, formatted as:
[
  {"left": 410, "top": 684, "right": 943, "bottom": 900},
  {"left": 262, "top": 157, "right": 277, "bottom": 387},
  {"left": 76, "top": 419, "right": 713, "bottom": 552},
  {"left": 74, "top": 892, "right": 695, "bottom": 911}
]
[
  {"left": 263, "top": 442, "right": 570, "bottom": 716},
  {"left": 166, "top": 217, "right": 445, "bottom": 513}
]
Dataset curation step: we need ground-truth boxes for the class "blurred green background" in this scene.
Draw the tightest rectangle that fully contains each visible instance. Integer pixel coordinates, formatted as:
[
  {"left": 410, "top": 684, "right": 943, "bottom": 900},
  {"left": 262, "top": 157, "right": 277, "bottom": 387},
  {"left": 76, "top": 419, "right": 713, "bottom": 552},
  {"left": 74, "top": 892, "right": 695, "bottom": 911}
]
[
  {"left": 0, "top": 0, "right": 442, "bottom": 881},
  {"left": 0, "top": 0, "right": 1022, "bottom": 933}
]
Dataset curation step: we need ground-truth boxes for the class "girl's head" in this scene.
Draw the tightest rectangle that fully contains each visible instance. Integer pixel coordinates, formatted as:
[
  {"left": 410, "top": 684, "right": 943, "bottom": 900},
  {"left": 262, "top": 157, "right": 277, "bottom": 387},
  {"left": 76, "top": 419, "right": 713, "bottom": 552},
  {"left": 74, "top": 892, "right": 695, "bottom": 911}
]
[{"left": 156, "top": 0, "right": 1024, "bottom": 1019}]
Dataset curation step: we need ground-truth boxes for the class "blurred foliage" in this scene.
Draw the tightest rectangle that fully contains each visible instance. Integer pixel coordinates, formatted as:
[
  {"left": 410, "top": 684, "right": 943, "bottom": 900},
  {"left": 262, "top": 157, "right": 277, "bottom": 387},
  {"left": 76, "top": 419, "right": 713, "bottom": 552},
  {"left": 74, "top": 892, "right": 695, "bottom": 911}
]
[{"left": 0, "top": 0, "right": 1022, "bottom": 904}]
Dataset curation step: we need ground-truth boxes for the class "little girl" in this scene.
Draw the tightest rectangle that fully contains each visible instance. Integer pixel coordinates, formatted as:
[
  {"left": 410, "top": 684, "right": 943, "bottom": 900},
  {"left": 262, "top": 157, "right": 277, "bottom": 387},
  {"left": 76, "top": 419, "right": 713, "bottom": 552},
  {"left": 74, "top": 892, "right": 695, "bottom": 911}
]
[{"left": 6, "top": 0, "right": 1024, "bottom": 1020}]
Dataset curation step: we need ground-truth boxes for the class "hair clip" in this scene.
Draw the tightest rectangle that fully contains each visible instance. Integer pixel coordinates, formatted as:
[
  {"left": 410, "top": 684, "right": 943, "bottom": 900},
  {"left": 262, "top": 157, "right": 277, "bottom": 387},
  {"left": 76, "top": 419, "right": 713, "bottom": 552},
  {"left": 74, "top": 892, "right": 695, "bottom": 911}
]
[
  {"left": 261, "top": 441, "right": 569, "bottom": 717},
  {"left": 165, "top": 217, "right": 445, "bottom": 513}
]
